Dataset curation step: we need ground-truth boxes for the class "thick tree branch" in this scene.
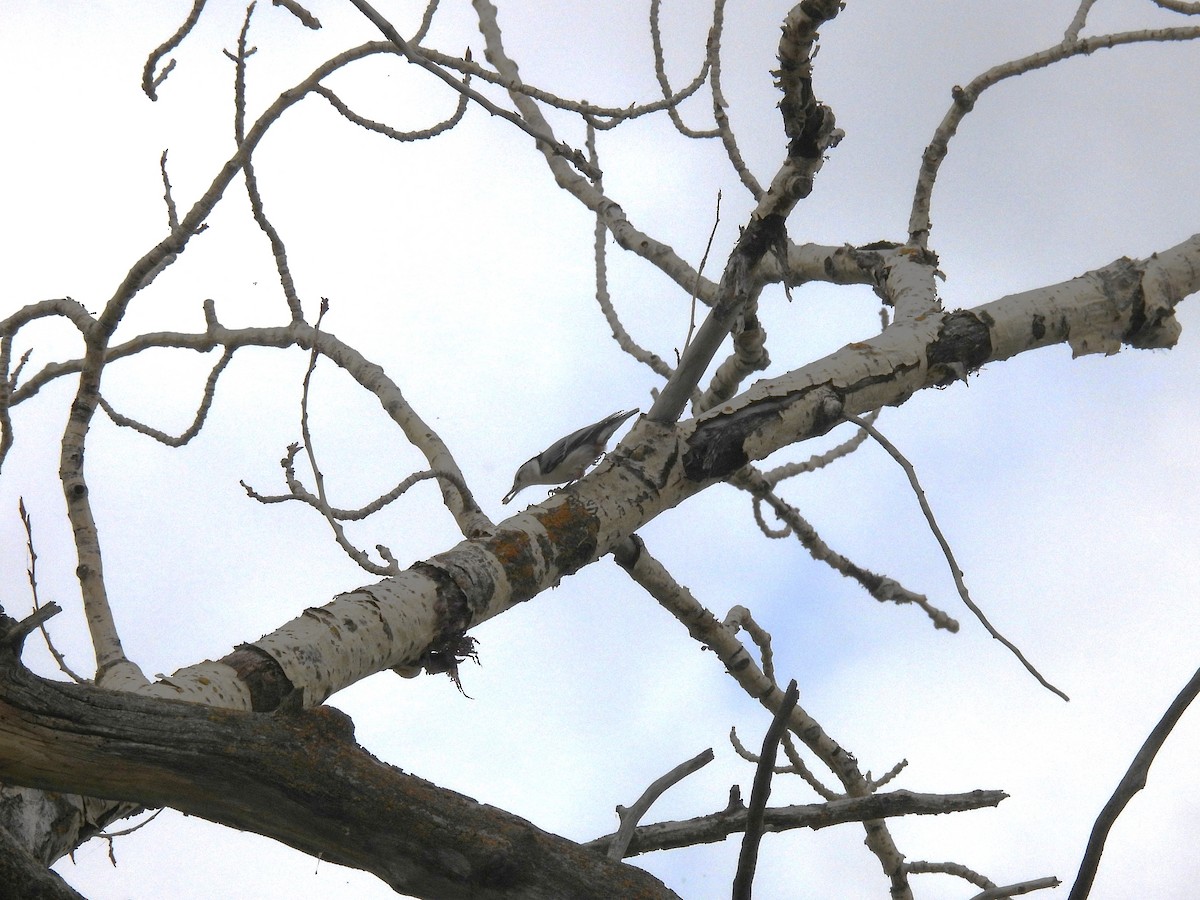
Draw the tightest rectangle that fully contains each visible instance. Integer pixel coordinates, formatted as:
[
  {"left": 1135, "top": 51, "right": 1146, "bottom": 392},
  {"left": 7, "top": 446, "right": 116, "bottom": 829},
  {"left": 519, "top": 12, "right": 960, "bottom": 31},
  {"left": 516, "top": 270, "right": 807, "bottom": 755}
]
[
  {"left": 0, "top": 641, "right": 677, "bottom": 900},
  {"left": 0, "top": 822, "right": 87, "bottom": 900},
  {"left": 110, "top": 236, "right": 1199, "bottom": 720}
]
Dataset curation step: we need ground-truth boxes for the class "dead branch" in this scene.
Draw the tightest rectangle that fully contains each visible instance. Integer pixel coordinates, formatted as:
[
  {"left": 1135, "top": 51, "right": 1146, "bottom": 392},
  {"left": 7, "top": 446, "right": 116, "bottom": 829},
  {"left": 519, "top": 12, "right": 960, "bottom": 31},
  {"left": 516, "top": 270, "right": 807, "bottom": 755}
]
[
  {"left": 909, "top": 21, "right": 1200, "bottom": 247},
  {"left": 18, "top": 501, "right": 85, "bottom": 683},
  {"left": 607, "top": 749, "right": 714, "bottom": 860},
  {"left": 612, "top": 536, "right": 911, "bottom": 894},
  {"left": 1068, "top": 664, "right": 1200, "bottom": 899},
  {"left": 733, "top": 679, "right": 798, "bottom": 899},
  {"left": 844, "top": 412, "right": 1067, "bottom": 700},
  {"left": 0, "top": 642, "right": 678, "bottom": 900},
  {"left": 587, "top": 788, "right": 1008, "bottom": 858},
  {"left": 142, "top": 0, "right": 207, "bottom": 100},
  {"left": 348, "top": 0, "right": 600, "bottom": 180}
]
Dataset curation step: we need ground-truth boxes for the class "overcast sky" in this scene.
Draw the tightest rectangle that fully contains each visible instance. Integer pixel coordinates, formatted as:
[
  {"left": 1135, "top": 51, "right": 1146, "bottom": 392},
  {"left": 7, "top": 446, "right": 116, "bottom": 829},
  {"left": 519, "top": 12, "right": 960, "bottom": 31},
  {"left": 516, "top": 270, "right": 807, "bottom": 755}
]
[{"left": 2, "top": 1, "right": 1199, "bottom": 898}]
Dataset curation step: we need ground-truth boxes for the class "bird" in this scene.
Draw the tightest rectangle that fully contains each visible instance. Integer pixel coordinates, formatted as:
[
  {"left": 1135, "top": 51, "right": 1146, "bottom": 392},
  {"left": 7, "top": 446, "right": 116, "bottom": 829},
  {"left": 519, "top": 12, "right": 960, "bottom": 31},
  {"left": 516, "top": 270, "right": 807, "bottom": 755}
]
[{"left": 502, "top": 409, "right": 639, "bottom": 504}]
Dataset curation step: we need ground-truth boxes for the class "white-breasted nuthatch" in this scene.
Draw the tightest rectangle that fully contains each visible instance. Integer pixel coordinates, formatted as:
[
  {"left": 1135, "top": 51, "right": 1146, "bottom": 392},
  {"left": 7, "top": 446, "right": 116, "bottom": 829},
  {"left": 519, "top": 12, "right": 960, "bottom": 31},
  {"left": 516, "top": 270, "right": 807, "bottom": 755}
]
[{"left": 502, "top": 409, "right": 638, "bottom": 504}]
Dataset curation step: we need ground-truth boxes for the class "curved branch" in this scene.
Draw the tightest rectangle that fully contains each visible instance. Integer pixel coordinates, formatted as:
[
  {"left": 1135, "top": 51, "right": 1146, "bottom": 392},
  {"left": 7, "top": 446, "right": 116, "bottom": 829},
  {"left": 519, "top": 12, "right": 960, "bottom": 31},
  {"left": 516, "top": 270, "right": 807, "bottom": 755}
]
[
  {"left": 909, "top": 24, "right": 1200, "bottom": 247},
  {"left": 348, "top": 0, "right": 600, "bottom": 179},
  {"left": 1068, "top": 664, "right": 1200, "bottom": 900},
  {"left": 0, "top": 298, "right": 96, "bottom": 470},
  {"left": 233, "top": 7, "right": 304, "bottom": 323},
  {"left": 419, "top": 41, "right": 712, "bottom": 128},
  {"left": 410, "top": 0, "right": 439, "bottom": 44},
  {"left": 844, "top": 413, "right": 1066, "bottom": 698},
  {"left": 587, "top": 125, "right": 674, "bottom": 379},
  {"left": 709, "top": 0, "right": 762, "bottom": 198},
  {"left": 142, "top": 0, "right": 207, "bottom": 100},
  {"left": 313, "top": 79, "right": 469, "bottom": 141},
  {"left": 472, "top": 0, "right": 718, "bottom": 307},
  {"left": 606, "top": 749, "right": 714, "bottom": 860},
  {"left": 649, "top": 0, "right": 719, "bottom": 139},
  {"left": 0, "top": 297, "right": 96, "bottom": 342},
  {"left": 245, "top": 463, "right": 470, "bottom": 523},
  {"left": 14, "top": 314, "right": 487, "bottom": 536},
  {"left": 99, "top": 348, "right": 234, "bottom": 447}
]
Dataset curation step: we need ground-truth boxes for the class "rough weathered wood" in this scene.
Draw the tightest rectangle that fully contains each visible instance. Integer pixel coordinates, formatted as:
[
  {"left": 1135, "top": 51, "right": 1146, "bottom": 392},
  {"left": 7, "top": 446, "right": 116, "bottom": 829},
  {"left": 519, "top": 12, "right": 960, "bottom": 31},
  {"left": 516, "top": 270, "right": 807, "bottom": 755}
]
[
  {"left": 0, "top": 821, "right": 87, "bottom": 900},
  {"left": 0, "top": 645, "right": 677, "bottom": 900}
]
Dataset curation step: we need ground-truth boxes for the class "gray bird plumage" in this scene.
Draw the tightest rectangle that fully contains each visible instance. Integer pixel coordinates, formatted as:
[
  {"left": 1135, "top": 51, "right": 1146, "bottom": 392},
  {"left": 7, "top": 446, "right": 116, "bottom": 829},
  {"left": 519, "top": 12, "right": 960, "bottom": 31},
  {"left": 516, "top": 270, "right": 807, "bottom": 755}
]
[{"left": 503, "top": 409, "right": 638, "bottom": 504}]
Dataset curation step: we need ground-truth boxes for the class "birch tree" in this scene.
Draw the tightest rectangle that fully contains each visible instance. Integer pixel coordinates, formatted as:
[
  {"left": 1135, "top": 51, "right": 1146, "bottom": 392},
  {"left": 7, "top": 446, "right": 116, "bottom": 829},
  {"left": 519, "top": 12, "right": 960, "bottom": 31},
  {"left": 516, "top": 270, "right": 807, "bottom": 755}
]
[{"left": 1, "top": 1, "right": 1198, "bottom": 898}]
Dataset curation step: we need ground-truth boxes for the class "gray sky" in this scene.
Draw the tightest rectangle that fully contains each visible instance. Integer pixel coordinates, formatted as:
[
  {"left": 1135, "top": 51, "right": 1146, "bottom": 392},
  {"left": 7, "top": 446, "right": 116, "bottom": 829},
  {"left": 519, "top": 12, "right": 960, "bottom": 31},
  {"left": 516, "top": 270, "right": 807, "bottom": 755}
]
[{"left": 2, "top": 2, "right": 1199, "bottom": 898}]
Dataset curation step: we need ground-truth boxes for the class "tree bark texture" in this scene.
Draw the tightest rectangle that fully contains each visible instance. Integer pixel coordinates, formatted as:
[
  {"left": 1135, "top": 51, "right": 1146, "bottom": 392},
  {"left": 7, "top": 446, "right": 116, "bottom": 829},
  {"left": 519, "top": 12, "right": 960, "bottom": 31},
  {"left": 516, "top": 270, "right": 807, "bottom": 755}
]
[{"left": 0, "top": 633, "right": 678, "bottom": 900}]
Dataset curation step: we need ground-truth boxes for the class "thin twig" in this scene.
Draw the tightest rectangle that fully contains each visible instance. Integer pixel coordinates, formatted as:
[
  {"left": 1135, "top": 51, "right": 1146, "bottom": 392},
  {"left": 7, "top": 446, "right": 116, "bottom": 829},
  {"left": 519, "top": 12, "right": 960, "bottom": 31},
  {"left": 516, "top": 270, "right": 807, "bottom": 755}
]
[
  {"left": 96, "top": 806, "right": 165, "bottom": 864},
  {"left": 586, "top": 121, "right": 672, "bottom": 377},
  {"left": 779, "top": 733, "right": 840, "bottom": 800},
  {"left": 868, "top": 758, "right": 908, "bottom": 791},
  {"left": 740, "top": 468, "right": 960, "bottom": 632},
  {"left": 19, "top": 500, "right": 86, "bottom": 682},
  {"left": 347, "top": 0, "right": 600, "bottom": 179},
  {"left": 682, "top": 190, "right": 722, "bottom": 356},
  {"left": 159, "top": 151, "right": 179, "bottom": 230},
  {"left": 729, "top": 726, "right": 842, "bottom": 801},
  {"left": 313, "top": 81, "right": 468, "bottom": 141},
  {"left": 231, "top": 5, "right": 304, "bottom": 323},
  {"left": 411, "top": 0, "right": 440, "bottom": 44},
  {"left": 908, "top": 862, "right": 1065, "bottom": 898},
  {"left": 708, "top": 0, "right": 762, "bottom": 199},
  {"left": 905, "top": 859, "right": 992, "bottom": 890},
  {"left": 649, "top": 0, "right": 719, "bottom": 139},
  {"left": 1068, "top": 664, "right": 1200, "bottom": 899},
  {"left": 733, "top": 679, "right": 799, "bottom": 900},
  {"left": 843, "top": 412, "right": 1067, "bottom": 701},
  {"left": 296, "top": 302, "right": 400, "bottom": 576},
  {"left": 99, "top": 348, "right": 234, "bottom": 447},
  {"left": 243, "top": 461, "right": 468, "bottom": 521},
  {"left": 272, "top": 0, "right": 320, "bottom": 29}
]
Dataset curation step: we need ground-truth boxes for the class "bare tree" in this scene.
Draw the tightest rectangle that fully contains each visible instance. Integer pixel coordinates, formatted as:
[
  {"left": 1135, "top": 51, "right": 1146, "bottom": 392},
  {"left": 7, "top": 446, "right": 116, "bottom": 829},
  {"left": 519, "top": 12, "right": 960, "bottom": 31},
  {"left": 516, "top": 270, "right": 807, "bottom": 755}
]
[{"left": 1, "top": 1, "right": 1198, "bottom": 897}]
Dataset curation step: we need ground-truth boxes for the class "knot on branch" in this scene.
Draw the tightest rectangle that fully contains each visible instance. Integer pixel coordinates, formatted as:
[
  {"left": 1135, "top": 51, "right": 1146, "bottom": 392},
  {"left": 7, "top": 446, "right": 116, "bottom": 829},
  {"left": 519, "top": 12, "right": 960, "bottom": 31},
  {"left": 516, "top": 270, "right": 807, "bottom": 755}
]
[{"left": 926, "top": 311, "right": 992, "bottom": 387}]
